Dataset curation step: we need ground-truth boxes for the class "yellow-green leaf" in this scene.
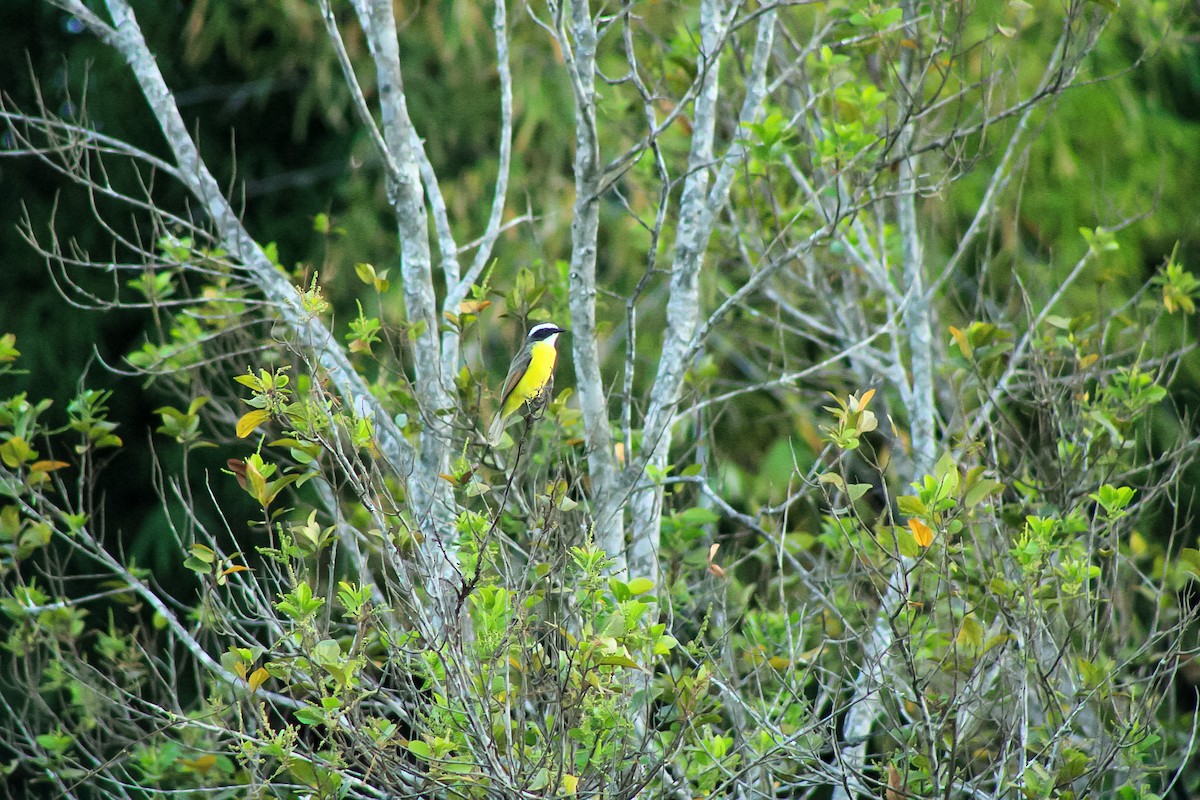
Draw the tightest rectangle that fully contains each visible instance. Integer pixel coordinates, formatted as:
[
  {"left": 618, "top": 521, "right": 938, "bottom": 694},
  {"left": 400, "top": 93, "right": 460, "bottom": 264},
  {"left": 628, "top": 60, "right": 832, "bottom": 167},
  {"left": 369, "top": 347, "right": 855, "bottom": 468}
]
[
  {"left": 0, "top": 437, "right": 37, "bottom": 468},
  {"left": 949, "top": 325, "right": 972, "bottom": 358},
  {"left": 0, "top": 333, "right": 19, "bottom": 363},
  {"left": 248, "top": 666, "right": 270, "bottom": 693},
  {"left": 818, "top": 472, "right": 846, "bottom": 492},
  {"left": 896, "top": 495, "right": 927, "bottom": 516},
  {"left": 189, "top": 544, "right": 216, "bottom": 564},
  {"left": 597, "top": 655, "right": 644, "bottom": 670},
  {"left": 182, "top": 754, "right": 217, "bottom": 773},
  {"left": 236, "top": 409, "right": 271, "bottom": 439},
  {"left": 627, "top": 577, "right": 655, "bottom": 595},
  {"left": 354, "top": 262, "right": 377, "bottom": 285}
]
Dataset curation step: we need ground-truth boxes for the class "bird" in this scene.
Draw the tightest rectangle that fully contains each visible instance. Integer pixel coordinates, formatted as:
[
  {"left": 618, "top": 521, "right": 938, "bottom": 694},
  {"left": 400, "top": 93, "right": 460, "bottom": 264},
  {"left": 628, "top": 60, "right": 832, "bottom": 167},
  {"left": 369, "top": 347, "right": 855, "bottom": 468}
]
[{"left": 487, "top": 322, "right": 567, "bottom": 445}]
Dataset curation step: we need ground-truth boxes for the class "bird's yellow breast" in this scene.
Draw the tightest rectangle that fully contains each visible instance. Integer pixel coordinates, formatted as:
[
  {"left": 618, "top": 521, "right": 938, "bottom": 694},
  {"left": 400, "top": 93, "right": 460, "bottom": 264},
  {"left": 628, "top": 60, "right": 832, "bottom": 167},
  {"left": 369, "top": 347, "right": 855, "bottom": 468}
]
[{"left": 502, "top": 339, "right": 559, "bottom": 417}]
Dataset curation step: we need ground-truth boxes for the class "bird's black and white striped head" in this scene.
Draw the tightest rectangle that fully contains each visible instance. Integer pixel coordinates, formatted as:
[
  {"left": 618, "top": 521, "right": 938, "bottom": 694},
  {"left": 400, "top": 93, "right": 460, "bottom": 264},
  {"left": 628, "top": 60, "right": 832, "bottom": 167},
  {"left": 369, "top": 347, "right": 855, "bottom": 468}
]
[{"left": 526, "top": 322, "right": 567, "bottom": 344}]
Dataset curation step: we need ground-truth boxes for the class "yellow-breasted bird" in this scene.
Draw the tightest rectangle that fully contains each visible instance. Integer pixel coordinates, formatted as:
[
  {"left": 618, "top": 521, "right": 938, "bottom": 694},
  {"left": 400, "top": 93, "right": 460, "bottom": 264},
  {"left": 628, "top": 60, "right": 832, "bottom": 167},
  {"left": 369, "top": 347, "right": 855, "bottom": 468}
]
[{"left": 487, "top": 322, "right": 567, "bottom": 445}]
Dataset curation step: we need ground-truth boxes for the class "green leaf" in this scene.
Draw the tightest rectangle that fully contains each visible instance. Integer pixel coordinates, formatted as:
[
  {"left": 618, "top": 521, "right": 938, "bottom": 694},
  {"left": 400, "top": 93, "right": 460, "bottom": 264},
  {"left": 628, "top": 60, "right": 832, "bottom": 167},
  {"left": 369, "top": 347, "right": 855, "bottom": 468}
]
[
  {"left": 818, "top": 472, "right": 846, "bottom": 492},
  {"left": 1076, "top": 657, "right": 1108, "bottom": 690},
  {"left": 627, "top": 577, "right": 655, "bottom": 596},
  {"left": 183, "top": 557, "right": 212, "bottom": 574},
  {"left": 964, "top": 478, "right": 1004, "bottom": 508},
  {"left": 893, "top": 525, "right": 920, "bottom": 559},
  {"left": 846, "top": 483, "right": 872, "bottom": 502},
  {"left": 0, "top": 333, "right": 20, "bottom": 363},
  {"left": 1090, "top": 484, "right": 1135, "bottom": 516},
  {"left": 955, "top": 614, "right": 984, "bottom": 650},
  {"left": 189, "top": 544, "right": 216, "bottom": 563},
  {"left": 1056, "top": 748, "right": 1090, "bottom": 783},
  {"left": 597, "top": 654, "right": 644, "bottom": 670},
  {"left": 294, "top": 707, "right": 324, "bottom": 726},
  {"left": 313, "top": 639, "right": 342, "bottom": 666},
  {"left": 0, "top": 437, "right": 37, "bottom": 468},
  {"left": 933, "top": 452, "right": 959, "bottom": 496},
  {"left": 606, "top": 578, "right": 631, "bottom": 602},
  {"left": 678, "top": 507, "right": 720, "bottom": 527},
  {"left": 355, "top": 262, "right": 378, "bottom": 285},
  {"left": 1080, "top": 225, "right": 1119, "bottom": 255},
  {"left": 36, "top": 731, "right": 74, "bottom": 753},
  {"left": 1178, "top": 548, "right": 1200, "bottom": 578}
]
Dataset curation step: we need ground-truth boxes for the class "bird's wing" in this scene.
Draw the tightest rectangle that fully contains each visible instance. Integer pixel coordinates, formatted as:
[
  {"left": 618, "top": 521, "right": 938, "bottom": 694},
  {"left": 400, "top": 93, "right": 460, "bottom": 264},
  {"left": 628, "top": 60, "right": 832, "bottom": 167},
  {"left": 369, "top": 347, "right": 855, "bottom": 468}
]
[
  {"left": 488, "top": 349, "right": 533, "bottom": 445},
  {"left": 498, "top": 348, "right": 533, "bottom": 409}
]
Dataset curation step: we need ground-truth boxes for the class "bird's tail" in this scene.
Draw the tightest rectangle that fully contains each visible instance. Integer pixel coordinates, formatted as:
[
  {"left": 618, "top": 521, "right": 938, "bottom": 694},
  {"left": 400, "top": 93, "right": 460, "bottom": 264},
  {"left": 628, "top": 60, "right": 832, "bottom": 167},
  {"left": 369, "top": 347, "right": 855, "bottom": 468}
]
[{"left": 487, "top": 411, "right": 507, "bottom": 446}]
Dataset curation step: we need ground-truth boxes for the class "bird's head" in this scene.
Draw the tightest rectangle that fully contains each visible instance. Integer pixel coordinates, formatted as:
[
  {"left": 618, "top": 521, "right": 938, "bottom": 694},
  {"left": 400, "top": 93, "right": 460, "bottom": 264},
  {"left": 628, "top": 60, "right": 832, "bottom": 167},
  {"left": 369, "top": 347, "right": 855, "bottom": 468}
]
[{"left": 527, "top": 322, "right": 567, "bottom": 346}]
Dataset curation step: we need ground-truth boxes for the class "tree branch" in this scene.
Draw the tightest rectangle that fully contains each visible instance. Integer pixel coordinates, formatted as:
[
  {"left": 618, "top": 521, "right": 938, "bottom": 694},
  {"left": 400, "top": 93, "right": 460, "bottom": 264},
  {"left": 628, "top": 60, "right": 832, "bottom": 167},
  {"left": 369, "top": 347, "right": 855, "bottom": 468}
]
[
  {"left": 560, "top": 0, "right": 624, "bottom": 567},
  {"left": 628, "top": 1, "right": 775, "bottom": 581}
]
